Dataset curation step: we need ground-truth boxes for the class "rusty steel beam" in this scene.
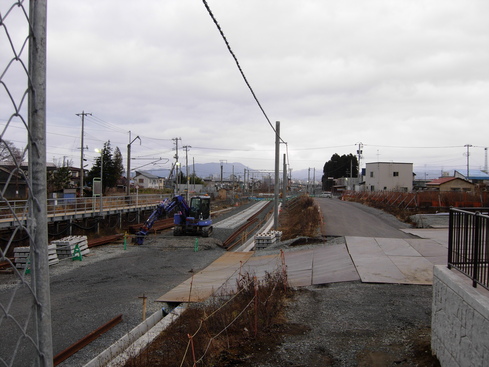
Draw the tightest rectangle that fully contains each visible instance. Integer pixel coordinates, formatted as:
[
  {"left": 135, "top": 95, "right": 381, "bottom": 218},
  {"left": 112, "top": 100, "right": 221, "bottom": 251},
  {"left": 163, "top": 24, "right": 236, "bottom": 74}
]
[
  {"left": 127, "top": 218, "right": 174, "bottom": 234},
  {"left": 53, "top": 314, "right": 123, "bottom": 366},
  {"left": 87, "top": 233, "right": 124, "bottom": 248}
]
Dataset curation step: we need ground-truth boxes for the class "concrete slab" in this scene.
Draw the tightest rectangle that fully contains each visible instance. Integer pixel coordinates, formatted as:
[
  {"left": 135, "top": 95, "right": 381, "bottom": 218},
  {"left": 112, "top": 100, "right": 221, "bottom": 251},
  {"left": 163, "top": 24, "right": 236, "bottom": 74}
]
[
  {"left": 375, "top": 237, "right": 421, "bottom": 257},
  {"left": 156, "top": 252, "right": 254, "bottom": 302},
  {"left": 284, "top": 250, "right": 314, "bottom": 287},
  {"left": 389, "top": 256, "right": 434, "bottom": 284},
  {"left": 400, "top": 228, "right": 448, "bottom": 247},
  {"left": 345, "top": 236, "right": 385, "bottom": 256},
  {"left": 346, "top": 236, "right": 447, "bottom": 285},
  {"left": 405, "top": 238, "right": 448, "bottom": 259},
  {"left": 351, "top": 253, "right": 408, "bottom": 284},
  {"left": 159, "top": 234, "right": 448, "bottom": 304},
  {"left": 311, "top": 244, "right": 359, "bottom": 284}
]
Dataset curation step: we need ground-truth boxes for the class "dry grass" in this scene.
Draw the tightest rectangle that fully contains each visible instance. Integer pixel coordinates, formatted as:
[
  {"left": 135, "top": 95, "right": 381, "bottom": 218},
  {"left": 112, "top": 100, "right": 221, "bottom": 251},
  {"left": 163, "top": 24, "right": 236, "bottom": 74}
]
[
  {"left": 279, "top": 195, "right": 322, "bottom": 240},
  {"left": 124, "top": 269, "right": 290, "bottom": 366}
]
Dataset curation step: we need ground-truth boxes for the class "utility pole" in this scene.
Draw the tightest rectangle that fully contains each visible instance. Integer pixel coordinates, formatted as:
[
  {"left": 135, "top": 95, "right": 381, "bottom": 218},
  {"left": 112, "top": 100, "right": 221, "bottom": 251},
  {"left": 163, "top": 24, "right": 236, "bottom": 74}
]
[
  {"left": 220, "top": 160, "right": 227, "bottom": 185},
  {"left": 356, "top": 142, "right": 363, "bottom": 180},
  {"left": 307, "top": 168, "right": 311, "bottom": 194},
  {"left": 76, "top": 111, "right": 91, "bottom": 196},
  {"left": 183, "top": 145, "right": 191, "bottom": 202},
  {"left": 313, "top": 168, "right": 316, "bottom": 195},
  {"left": 173, "top": 137, "right": 181, "bottom": 195},
  {"left": 282, "top": 154, "right": 287, "bottom": 207},
  {"left": 485, "top": 147, "right": 488, "bottom": 173},
  {"left": 274, "top": 121, "right": 280, "bottom": 230},
  {"left": 126, "top": 132, "right": 141, "bottom": 196},
  {"left": 465, "top": 144, "right": 473, "bottom": 178}
]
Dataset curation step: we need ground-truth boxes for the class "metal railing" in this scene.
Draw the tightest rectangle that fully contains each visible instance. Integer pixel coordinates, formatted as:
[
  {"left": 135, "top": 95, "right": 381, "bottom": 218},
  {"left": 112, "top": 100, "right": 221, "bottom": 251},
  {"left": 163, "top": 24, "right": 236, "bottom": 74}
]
[
  {"left": 0, "top": 194, "right": 170, "bottom": 222},
  {"left": 448, "top": 208, "right": 489, "bottom": 290}
]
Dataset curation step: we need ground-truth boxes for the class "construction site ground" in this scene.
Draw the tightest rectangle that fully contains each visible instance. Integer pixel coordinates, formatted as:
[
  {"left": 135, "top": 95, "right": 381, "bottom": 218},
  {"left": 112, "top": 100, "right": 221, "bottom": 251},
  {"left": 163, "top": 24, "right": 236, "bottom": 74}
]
[{"left": 0, "top": 198, "right": 446, "bottom": 366}]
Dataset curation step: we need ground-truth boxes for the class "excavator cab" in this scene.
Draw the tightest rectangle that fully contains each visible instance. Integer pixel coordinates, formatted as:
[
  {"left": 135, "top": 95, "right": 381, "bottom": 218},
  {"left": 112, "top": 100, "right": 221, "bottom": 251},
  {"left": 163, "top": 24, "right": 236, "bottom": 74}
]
[{"left": 189, "top": 196, "right": 211, "bottom": 221}]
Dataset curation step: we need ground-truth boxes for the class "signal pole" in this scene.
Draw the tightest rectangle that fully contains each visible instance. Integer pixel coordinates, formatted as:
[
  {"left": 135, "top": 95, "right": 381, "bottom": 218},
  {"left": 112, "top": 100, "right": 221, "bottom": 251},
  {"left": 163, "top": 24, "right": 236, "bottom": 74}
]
[{"left": 76, "top": 111, "right": 91, "bottom": 196}]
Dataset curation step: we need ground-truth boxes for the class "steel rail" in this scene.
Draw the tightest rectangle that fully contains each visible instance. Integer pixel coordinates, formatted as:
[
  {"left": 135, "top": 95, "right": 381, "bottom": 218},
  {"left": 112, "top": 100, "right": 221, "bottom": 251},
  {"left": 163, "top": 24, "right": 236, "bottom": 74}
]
[{"left": 53, "top": 314, "right": 123, "bottom": 366}]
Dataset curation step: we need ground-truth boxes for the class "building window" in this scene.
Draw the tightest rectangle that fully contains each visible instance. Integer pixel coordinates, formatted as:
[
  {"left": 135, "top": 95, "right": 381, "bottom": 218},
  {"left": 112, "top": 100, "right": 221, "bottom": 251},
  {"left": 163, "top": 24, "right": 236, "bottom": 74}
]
[
  {"left": 393, "top": 172, "right": 399, "bottom": 177},
  {"left": 138, "top": 178, "right": 144, "bottom": 183},
  {"left": 370, "top": 172, "right": 374, "bottom": 178}
]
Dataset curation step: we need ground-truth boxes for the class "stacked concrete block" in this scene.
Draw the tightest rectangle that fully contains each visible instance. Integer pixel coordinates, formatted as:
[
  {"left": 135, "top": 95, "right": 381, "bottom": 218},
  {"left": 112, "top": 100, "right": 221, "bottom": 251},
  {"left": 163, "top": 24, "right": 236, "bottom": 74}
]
[
  {"left": 14, "top": 244, "right": 59, "bottom": 269},
  {"left": 254, "top": 231, "right": 282, "bottom": 249},
  {"left": 52, "top": 235, "right": 90, "bottom": 259}
]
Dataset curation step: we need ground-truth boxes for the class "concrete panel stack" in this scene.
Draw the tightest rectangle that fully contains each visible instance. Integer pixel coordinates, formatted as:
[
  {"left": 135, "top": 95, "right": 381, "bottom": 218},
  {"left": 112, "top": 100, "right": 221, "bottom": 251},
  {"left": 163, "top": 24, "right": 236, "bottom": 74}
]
[
  {"left": 52, "top": 235, "right": 90, "bottom": 259},
  {"left": 14, "top": 244, "right": 59, "bottom": 269},
  {"left": 254, "top": 231, "right": 282, "bottom": 250}
]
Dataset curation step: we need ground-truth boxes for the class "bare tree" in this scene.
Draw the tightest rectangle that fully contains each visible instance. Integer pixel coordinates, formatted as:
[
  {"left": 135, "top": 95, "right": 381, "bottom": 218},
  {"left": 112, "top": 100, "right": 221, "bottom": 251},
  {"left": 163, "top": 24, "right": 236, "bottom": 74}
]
[{"left": 0, "top": 139, "right": 23, "bottom": 164}]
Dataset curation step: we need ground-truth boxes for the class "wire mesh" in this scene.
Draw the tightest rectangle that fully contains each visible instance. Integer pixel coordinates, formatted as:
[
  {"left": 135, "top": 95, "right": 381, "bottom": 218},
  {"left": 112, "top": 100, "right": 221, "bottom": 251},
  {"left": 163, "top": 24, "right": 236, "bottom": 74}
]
[{"left": 1, "top": 1, "right": 52, "bottom": 366}]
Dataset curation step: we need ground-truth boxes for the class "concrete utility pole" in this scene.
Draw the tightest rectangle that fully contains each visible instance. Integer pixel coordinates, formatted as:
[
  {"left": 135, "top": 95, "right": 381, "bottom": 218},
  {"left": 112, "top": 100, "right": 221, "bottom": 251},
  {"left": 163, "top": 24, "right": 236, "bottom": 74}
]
[
  {"left": 485, "top": 147, "right": 488, "bottom": 173},
  {"left": 76, "top": 111, "right": 91, "bottom": 196},
  {"left": 220, "top": 160, "right": 227, "bottom": 185},
  {"left": 126, "top": 132, "right": 141, "bottom": 196},
  {"left": 173, "top": 137, "right": 181, "bottom": 195},
  {"left": 29, "top": 1, "right": 54, "bottom": 363},
  {"left": 465, "top": 144, "right": 473, "bottom": 178},
  {"left": 357, "top": 142, "right": 363, "bottom": 179},
  {"left": 282, "top": 154, "right": 287, "bottom": 207},
  {"left": 274, "top": 121, "right": 280, "bottom": 230},
  {"left": 183, "top": 145, "right": 191, "bottom": 202}
]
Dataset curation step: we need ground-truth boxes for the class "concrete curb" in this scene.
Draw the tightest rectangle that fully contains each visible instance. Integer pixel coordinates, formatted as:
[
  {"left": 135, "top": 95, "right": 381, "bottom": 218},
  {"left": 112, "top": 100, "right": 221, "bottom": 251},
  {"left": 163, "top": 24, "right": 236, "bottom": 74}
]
[{"left": 84, "top": 305, "right": 186, "bottom": 367}]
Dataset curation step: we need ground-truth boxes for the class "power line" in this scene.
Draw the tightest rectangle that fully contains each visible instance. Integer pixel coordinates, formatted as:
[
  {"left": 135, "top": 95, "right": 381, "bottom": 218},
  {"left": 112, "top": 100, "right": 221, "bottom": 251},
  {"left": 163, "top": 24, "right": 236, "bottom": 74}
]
[{"left": 201, "top": 0, "right": 286, "bottom": 144}]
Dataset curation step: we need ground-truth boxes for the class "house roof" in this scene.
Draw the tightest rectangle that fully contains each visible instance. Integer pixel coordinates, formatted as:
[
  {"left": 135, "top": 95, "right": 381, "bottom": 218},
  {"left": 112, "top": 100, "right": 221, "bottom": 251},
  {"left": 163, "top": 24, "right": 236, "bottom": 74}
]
[
  {"left": 134, "top": 170, "right": 162, "bottom": 179},
  {"left": 365, "top": 162, "right": 413, "bottom": 165},
  {"left": 426, "top": 177, "right": 472, "bottom": 186},
  {"left": 454, "top": 169, "right": 489, "bottom": 181}
]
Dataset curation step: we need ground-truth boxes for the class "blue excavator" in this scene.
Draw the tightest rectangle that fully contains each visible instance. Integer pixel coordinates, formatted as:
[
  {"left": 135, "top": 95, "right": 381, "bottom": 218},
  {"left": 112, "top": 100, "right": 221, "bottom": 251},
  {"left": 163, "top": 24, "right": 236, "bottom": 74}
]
[{"left": 135, "top": 195, "right": 213, "bottom": 245}]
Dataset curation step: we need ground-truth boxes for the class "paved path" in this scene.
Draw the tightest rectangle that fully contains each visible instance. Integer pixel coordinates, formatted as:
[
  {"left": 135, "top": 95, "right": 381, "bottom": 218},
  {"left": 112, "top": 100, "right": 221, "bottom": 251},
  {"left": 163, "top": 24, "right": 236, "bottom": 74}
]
[{"left": 314, "top": 197, "right": 414, "bottom": 238}]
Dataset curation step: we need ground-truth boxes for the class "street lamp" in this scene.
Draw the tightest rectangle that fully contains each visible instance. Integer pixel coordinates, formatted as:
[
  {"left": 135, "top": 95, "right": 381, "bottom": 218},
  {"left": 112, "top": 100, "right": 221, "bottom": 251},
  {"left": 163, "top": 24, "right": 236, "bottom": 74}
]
[{"left": 95, "top": 148, "right": 103, "bottom": 214}]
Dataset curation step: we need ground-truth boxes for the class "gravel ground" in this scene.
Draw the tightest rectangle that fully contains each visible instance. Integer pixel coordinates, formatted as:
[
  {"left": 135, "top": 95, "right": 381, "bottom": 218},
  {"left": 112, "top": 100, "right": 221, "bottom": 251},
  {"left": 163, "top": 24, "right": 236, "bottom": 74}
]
[
  {"left": 245, "top": 279, "right": 438, "bottom": 367},
  {"left": 0, "top": 201, "right": 258, "bottom": 367}
]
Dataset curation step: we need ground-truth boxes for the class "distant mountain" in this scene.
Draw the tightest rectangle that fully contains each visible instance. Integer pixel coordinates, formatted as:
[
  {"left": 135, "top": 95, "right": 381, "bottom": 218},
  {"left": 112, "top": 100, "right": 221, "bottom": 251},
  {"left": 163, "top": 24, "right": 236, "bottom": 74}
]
[{"left": 142, "top": 162, "right": 322, "bottom": 182}]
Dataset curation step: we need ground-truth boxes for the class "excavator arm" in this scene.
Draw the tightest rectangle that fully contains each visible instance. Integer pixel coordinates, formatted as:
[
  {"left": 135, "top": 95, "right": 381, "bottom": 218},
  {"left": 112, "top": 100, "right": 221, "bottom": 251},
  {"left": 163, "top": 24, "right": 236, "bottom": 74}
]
[{"left": 135, "top": 196, "right": 189, "bottom": 245}]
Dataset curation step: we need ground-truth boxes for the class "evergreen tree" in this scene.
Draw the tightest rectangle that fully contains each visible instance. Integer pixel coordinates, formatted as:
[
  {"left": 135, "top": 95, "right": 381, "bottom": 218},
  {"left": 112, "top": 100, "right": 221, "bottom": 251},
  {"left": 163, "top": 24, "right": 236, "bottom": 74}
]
[
  {"left": 47, "top": 160, "right": 72, "bottom": 192},
  {"left": 322, "top": 153, "right": 358, "bottom": 179},
  {"left": 87, "top": 141, "right": 124, "bottom": 193}
]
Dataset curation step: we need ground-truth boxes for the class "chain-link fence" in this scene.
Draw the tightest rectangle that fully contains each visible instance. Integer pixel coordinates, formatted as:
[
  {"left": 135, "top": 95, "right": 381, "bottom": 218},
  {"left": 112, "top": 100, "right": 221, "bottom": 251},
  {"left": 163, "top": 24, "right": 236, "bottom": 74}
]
[{"left": 1, "top": 1, "right": 52, "bottom": 366}]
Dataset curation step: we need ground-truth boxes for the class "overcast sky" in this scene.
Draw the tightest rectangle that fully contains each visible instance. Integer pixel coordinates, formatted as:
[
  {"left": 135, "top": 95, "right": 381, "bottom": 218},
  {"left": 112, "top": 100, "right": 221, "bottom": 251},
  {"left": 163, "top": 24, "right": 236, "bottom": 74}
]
[{"left": 2, "top": 0, "right": 488, "bottom": 179}]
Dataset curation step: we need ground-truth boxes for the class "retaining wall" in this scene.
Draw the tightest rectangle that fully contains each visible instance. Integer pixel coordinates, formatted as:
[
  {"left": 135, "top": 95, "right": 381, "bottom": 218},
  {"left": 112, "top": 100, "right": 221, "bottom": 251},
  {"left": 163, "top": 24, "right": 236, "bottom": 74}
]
[{"left": 432, "top": 266, "right": 489, "bottom": 367}]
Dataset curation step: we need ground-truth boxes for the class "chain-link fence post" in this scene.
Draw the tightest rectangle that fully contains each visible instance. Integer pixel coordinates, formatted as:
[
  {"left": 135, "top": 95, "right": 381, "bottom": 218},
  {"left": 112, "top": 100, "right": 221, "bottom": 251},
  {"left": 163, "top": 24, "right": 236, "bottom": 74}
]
[
  {"left": 0, "top": 0, "right": 53, "bottom": 365},
  {"left": 28, "top": 0, "right": 53, "bottom": 365}
]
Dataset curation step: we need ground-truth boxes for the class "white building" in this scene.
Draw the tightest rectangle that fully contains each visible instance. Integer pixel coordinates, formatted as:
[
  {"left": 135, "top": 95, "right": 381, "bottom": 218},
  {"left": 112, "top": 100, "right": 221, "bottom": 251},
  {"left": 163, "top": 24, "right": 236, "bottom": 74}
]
[
  {"left": 364, "top": 162, "right": 413, "bottom": 192},
  {"left": 133, "top": 171, "right": 165, "bottom": 189}
]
